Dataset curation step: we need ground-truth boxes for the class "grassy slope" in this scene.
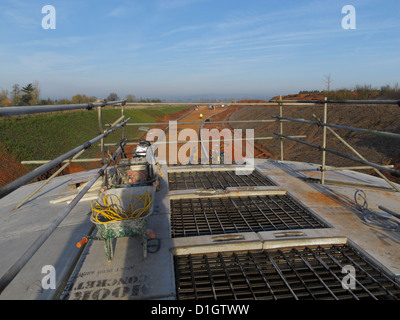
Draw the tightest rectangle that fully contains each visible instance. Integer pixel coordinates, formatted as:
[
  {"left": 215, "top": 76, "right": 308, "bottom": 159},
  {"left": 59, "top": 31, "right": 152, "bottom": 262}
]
[{"left": 0, "top": 106, "right": 188, "bottom": 180}]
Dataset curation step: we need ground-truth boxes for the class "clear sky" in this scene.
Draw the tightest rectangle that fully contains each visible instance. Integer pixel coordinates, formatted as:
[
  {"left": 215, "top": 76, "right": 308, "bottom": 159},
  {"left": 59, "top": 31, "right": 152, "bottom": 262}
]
[{"left": 1, "top": 0, "right": 399, "bottom": 100}]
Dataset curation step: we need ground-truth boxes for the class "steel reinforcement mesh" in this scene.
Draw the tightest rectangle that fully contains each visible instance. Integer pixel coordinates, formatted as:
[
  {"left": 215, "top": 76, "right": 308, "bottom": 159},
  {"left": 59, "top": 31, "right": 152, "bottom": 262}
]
[
  {"left": 174, "top": 244, "right": 400, "bottom": 300},
  {"left": 170, "top": 195, "right": 326, "bottom": 238},
  {"left": 168, "top": 170, "right": 276, "bottom": 191}
]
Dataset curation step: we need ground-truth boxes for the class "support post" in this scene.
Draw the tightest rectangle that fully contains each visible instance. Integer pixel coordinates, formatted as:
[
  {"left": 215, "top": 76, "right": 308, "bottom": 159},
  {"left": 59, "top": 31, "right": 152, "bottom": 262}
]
[
  {"left": 121, "top": 103, "right": 125, "bottom": 140},
  {"left": 312, "top": 114, "right": 400, "bottom": 192},
  {"left": 321, "top": 97, "right": 328, "bottom": 184},
  {"left": 98, "top": 106, "right": 105, "bottom": 164},
  {"left": 279, "top": 95, "right": 284, "bottom": 161}
]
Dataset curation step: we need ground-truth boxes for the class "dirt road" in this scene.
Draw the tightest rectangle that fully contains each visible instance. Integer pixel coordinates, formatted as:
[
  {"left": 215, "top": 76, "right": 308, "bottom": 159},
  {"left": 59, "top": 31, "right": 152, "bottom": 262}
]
[
  {"left": 144, "top": 104, "right": 272, "bottom": 166},
  {"left": 146, "top": 105, "right": 226, "bottom": 165}
]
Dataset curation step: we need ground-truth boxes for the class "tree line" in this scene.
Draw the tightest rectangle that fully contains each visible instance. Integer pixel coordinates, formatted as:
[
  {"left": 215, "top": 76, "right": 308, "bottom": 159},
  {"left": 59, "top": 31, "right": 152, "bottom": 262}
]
[
  {"left": 0, "top": 82, "right": 163, "bottom": 107},
  {"left": 299, "top": 83, "right": 400, "bottom": 100}
]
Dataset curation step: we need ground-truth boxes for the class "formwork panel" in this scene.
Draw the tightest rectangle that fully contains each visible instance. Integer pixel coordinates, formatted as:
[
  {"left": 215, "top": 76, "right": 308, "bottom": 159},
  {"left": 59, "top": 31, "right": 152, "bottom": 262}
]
[
  {"left": 170, "top": 195, "right": 326, "bottom": 238},
  {"left": 174, "top": 244, "right": 400, "bottom": 300}
]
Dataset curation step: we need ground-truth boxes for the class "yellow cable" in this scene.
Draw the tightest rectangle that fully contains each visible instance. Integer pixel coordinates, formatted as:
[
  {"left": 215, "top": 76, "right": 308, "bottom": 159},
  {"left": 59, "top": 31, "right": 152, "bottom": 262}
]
[{"left": 91, "top": 191, "right": 152, "bottom": 224}]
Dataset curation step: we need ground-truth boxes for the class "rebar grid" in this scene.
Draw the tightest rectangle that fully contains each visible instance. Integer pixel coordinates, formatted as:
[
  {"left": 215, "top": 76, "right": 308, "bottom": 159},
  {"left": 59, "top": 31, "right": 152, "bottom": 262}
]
[
  {"left": 168, "top": 170, "right": 276, "bottom": 191},
  {"left": 170, "top": 195, "right": 325, "bottom": 238},
  {"left": 174, "top": 244, "right": 400, "bottom": 300}
]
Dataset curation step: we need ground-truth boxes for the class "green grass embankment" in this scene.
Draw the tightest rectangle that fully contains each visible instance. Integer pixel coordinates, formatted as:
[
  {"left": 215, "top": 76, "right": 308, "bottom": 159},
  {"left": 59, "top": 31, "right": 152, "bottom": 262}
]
[{"left": 0, "top": 106, "right": 189, "bottom": 171}]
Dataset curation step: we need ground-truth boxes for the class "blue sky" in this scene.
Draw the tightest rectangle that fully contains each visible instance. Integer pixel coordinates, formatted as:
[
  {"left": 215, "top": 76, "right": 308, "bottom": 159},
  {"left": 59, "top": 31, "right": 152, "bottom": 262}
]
[{"left": 1, "top": 0, "right": 399, "bottom": 100}]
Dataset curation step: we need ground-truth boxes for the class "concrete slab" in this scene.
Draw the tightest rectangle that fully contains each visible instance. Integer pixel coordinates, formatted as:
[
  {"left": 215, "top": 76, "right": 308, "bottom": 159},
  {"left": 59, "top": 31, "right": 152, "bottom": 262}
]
[
  {"left": 0, "top": 170, "right": 100, "bottom": 300},
  {"left": 61, "top": 231, "right": 176, "bottom": 300},
  {"left": 0, "top": 221, "right": 93, "bottom": 300}
]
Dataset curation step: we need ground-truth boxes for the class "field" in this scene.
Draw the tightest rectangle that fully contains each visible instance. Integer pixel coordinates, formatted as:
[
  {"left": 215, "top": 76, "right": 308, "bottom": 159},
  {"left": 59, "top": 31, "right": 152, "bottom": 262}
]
[{"left": 0, "top": 105, "right": 190, "bottom": 187}]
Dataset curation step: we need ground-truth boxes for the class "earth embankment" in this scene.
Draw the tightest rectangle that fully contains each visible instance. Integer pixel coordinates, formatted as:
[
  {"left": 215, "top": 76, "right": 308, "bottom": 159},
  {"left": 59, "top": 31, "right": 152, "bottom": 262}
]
[{"left": 229, "top": 103, "right": 400, "bottom": 183}]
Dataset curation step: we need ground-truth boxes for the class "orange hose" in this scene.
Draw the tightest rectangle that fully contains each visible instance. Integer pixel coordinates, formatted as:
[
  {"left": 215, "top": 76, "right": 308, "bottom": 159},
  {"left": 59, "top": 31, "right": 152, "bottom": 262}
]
[
  {"left": 76, "top": 237, "right": 88, "bottom": 248},
  {"left": 147, "top": 229, "right": 156, "bottom": 239}
]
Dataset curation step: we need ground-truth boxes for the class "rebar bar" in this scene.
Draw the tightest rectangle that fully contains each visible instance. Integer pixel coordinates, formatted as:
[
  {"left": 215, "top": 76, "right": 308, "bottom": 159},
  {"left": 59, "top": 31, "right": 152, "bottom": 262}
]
[
  {"left": 174, "top": 244, "right": 400, "bottom": 300},
  {"left": 168, "top": 169, "right": 276, "bottom": 191},
  {"left": 170, "top": 194, "right": 326, "bottom": 238}
]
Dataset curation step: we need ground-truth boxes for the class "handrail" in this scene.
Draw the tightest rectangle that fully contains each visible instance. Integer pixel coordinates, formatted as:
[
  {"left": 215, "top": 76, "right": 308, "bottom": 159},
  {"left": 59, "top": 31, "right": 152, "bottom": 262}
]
[
  {"left": 272, "top": 115, "right": 400, "bottom": 139},
  {"left": 124, "top": 119, "right": 276, "bottom": 126},
  {"left": 0, "top": 117, "right": 130, "bottom": 199},
  {"left": 124, "top": 99, "right": 400, "bottom": 106},
  {"left": 273, "top": 97, "right": 400, "bottom": 190},
  {"left": 275, "top": 133, "right": 400, "bottom": 178},
  {"left": 0, "top": 100, "right": 126, "bottom": 117},
  {"left": 270, "top": 99, "right": 400, "bottom": 105},
  {"left": 0, "top": 156, "right": 117, "bottom": 295}
]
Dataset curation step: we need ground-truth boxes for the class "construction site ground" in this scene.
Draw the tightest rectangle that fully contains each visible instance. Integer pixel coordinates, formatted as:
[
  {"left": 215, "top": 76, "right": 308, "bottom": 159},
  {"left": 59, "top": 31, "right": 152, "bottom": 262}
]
[{"left": 229, "top": 103, "right": 400, "bottom": 184}]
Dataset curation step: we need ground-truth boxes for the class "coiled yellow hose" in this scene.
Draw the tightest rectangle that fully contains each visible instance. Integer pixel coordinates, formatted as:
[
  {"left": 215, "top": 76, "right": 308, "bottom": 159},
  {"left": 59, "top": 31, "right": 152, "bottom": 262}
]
[{"left": 91, "top": 191, "right": 152, "bottom": 223}]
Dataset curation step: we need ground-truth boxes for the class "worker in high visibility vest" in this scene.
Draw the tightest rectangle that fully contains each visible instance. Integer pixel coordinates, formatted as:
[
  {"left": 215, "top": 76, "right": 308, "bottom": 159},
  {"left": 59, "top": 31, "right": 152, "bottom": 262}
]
[{"left": 200, "top": 113, "right": 203, "bottom": 118}]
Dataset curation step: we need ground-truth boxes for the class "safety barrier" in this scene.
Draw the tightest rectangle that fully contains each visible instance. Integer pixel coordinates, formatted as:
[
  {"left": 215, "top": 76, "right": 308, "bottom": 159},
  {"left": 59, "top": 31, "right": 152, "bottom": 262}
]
[{"left": 271, "top": 97, "right": 400, "bottom": 191}]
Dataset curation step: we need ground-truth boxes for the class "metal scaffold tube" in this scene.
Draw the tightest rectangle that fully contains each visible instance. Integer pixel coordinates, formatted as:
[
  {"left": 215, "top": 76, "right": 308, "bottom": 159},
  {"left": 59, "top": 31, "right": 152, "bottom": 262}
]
[
  {"left": 0, "top": 100, "right": 126, "bottom": 117},
  {"left": 274, "top": 133, "right": 400, "bottom": 178},
  {"left": 0, "top": 117, "right": 130, "bottom": 199},
  {"left": 271, "top": 99, "right": 400, "bottom": 105},
  {"left": 0, "top": 155, "right": 118, "bottom": 295},
  {"left": 272, "top": 116, "right": 400, "bottom": 140}
]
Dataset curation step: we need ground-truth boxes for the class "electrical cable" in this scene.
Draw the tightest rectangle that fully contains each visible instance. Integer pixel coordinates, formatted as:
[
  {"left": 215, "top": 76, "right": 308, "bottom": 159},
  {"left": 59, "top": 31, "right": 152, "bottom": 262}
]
[{"left": 90, "top": 191, "right": 152, "bottom": 223}]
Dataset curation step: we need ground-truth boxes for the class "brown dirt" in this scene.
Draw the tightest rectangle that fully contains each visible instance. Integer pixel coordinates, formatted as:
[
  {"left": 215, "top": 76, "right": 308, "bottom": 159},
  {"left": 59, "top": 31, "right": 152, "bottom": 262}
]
[
  {"left": 229, "top": 102, "right": 400, "bottom": 184},
  {"left": 203, "top": 105, "right": 274, "bottom": 159},
  {"left": 237, "top": 99, "right": 269, "bottom": 103},
  {"left": 270, "top": 93, "right": 326, "bottom": 101},
  {"left": 0, "top": 143, "right": 29, "bottom": 187},
  {"left": 163, "top": 105, "right": 221, "bottom": 164}
]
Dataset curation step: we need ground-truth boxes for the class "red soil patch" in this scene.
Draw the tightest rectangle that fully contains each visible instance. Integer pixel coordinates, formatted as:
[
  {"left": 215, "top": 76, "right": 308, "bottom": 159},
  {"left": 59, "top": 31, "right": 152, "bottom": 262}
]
[
  {"left": 237, "top": 99, "right": 268, "bottom": 103},
  {"left": 204, "top": 105, "right": 274, "bottom": 160},
  {"left": 270, "top": 93, "right": 326, "bottom": 101},
  {"left": 0, "top": 144, "right": 29, "bottom": 187}
]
